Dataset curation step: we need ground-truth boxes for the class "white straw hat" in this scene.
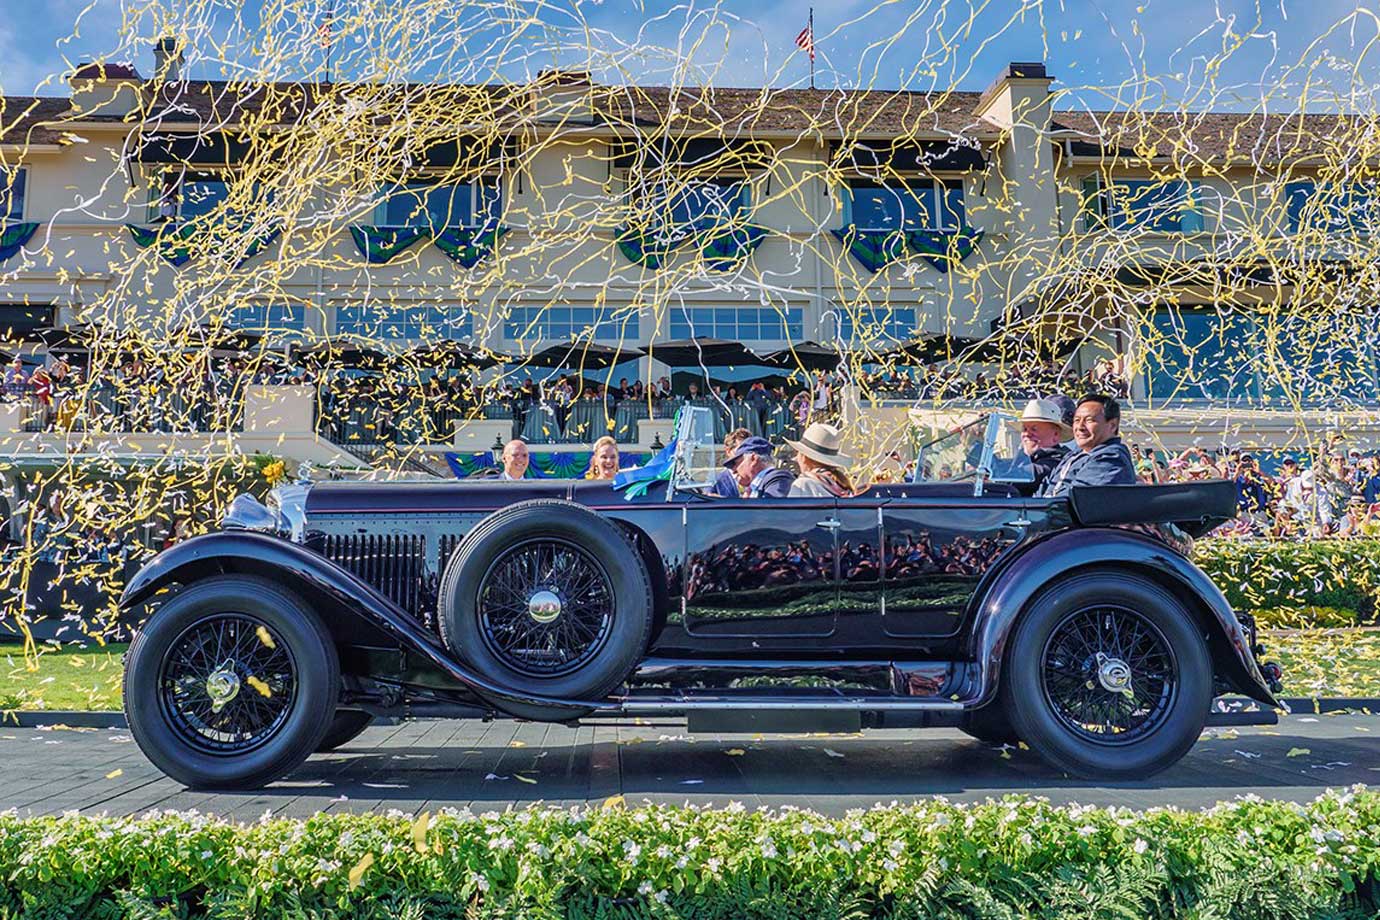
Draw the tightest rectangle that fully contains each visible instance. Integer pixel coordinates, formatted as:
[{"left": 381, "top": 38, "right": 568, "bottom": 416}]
[
  {"left": 1012, "top": 398, "right": 1073, "bottom": 438},
  {"left": 786, "top": 422, "right": 854, "bottom": 467}
]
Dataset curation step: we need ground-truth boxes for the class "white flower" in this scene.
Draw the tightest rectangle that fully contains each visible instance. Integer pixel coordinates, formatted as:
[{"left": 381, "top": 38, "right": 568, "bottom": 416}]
[
  {"left": 1133, "top": 838, "right": 1148, "bottom": 855},
  {"left": 654, "top": 889, "right": 669, "bottom": 904},
  {"left": 888, "top": 839, "right": 905, "bottom": 856},
  {"left": 471, "top": 873, "right": 490, "bottom": 892},
  {"left": 883, "top": 858, "right": 898, "bottom": 871},
  {"left": 760, "top": 839, "right": 778, "bottom": 859},
  {"left": 656, "top": 844, "right": 672, "bottom": 859},
  {"left": 623, "top": 840, "right": 641, "bottom": 861},
  {"left": 706, "top": 856, "right": 722, "bottom": 873},
  {"left": 638, "top": 881, "right": 654, "bottom": 895}
]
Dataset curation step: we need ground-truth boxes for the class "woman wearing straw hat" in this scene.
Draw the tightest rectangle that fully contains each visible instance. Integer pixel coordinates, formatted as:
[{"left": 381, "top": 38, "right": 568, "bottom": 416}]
[{"left": 787, "top": 422, "right": 856, "bottom": 498}]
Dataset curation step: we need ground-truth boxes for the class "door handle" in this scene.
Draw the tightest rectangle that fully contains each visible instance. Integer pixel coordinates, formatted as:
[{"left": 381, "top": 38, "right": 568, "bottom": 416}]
[
  {"left": 1009, "top": 517, "right": 1032, "bottom": 528},
  {"left": 816, "top": 518, "right": 842, "bottom": 531}
]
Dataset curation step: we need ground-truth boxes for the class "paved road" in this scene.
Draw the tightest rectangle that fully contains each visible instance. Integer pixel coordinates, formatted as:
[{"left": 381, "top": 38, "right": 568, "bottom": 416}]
[{"left": 1, "top": 715, "right": 1376, "bottom": 819}]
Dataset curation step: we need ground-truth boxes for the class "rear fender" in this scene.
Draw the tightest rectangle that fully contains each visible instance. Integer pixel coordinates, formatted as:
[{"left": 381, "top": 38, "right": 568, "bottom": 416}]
[
  {"left": 120, "top": 532, "right": 610, "bottom": 715},
  {"left": 964, "top": 528, "right": 1278, "bottom": 708}
]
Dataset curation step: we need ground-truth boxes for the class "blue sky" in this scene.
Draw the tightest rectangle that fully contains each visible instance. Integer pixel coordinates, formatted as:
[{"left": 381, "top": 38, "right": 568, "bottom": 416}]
[{"left": 2, "top": 0, "right": 1376, "bottom": 111}]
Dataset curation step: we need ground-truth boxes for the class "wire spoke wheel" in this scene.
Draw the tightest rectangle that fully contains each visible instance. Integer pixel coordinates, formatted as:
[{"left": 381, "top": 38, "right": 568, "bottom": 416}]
[
  {"left": 156, "top": 613, "right": 297, "bottom": 755},
  {"left": 477, "top": 537, "right": 615, "bottom": 677},
  {"left": 1040, "top": 604, "right": 1177, "bottom": 745}
]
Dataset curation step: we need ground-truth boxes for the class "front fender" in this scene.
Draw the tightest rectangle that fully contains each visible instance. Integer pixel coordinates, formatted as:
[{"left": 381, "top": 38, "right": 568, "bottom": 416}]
[
  {"left": 121, "top": 532, "right": 611, "bottom": 715},
  {"left": 964, "top": 528, "right": 1278, "bottom": 708}
]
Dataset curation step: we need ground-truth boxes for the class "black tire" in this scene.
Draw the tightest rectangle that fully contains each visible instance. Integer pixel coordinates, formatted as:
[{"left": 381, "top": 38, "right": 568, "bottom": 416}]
[
  {"left": 123, "top": 575, "right": 339, "bottom": 789},
  {"left": 316, "top": 709, "right": 374, "bottom": 752},
  {"left": 438, "top": 499, "right": 653, "bottom": 720},
  {"left": 1001, "top": 571, "right": 1212, "bottom": 779},
  {"left": 960, "top": 704, "right": 1021, "bottom": 747}
]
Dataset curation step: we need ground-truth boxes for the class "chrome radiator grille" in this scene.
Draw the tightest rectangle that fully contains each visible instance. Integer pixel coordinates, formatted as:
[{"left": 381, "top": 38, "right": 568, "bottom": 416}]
[{"left": 319, "top": 533, "right": 427, "bottom": 616}]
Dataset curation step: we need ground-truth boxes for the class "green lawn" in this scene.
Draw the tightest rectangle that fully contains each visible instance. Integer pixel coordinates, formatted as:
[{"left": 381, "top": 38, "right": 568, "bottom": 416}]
[
  {"left": 1, "top": 629, "right": 1379, "bottom": 713},
  {"left": 0, "top": 643, "right": 127, "bottom": 712}
]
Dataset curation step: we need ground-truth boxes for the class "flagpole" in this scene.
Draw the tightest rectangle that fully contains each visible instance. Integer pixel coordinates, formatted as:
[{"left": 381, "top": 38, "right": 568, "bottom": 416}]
[{"left": 809, "top": 7, "right": 815, "bottom": 90}]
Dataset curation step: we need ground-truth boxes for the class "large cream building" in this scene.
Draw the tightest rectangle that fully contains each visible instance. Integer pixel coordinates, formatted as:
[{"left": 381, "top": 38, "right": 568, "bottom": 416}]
[{"left": 0, "top": 41, "right": 1373, "bottom": 467}]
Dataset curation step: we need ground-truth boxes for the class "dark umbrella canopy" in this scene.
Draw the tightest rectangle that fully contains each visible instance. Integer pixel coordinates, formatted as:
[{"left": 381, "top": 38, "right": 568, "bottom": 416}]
[
  {"left": 29, "top": 324, "right": 93, "bottom": 349},
  {"left": 881, "top": 334, "right": 991, "bottom": 365},
  {"left": 291, "top": 339, "right": 390, "bottom": 368},
  {"left": 519, "top": 341, "right": 644, "bottom": 369},
  {"left": 645, "top": 336, "right": 763, "bottom": 367},
  {"left": 398, "top": 339, "right": 506, "bottom": 369},
  {"left": 760, "top": 340, "right": 843, "bottom": 371}
]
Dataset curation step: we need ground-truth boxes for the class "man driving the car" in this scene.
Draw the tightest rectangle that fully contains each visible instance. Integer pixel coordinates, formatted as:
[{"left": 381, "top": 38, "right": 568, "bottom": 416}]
[
  {"left": 1036, "top": 394, "right": 1136, "bottom": 497},
  {"left": 723, "top": 436, "right": 794, "bottom": 498}
]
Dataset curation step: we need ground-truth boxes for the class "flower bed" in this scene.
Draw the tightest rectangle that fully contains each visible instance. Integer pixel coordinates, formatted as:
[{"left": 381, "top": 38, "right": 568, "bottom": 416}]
[{"left": 4, "top": 791, "right": 1380, "bottom": 918}]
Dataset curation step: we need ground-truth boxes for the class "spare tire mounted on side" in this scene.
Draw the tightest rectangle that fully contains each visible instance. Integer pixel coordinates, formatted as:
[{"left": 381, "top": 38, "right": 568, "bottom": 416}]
[{"left": 437, "top": 499, "right": 653, "bottom": 720}]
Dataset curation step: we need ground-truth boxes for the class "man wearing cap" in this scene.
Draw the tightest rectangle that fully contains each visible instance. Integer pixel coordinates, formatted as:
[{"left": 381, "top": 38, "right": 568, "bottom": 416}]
[
  {"left": 1036, "top": 394, "right": 1137, "bottom": 497},
  {"left": 723, "top": 436, "right": 794, "bottom": 499},
  {"left": 1013, "top": 398, "right": 1071, "bottom": 494}
]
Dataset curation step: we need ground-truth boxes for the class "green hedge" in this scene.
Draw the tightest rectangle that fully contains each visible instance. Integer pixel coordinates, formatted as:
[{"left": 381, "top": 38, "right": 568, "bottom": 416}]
[
  {"left": 4, "top": 792, "right": 1380, "bottom": 918},
  {"left": 1195, "top": 538, "right": 1380, "bottom": 621}
]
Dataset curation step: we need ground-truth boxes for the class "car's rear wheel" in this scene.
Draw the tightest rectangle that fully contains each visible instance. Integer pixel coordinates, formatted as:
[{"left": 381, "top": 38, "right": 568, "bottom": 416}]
[
  {"left": 123, "top": 575, "right": 339, "bottom": 789},
  {"left": 1002, "top": 571, "right": 1211, "bottom": 779},
  {"left": 438, "top": 500, "right": 653, "bottom": 720},
  {"left": 316, "top": 709, "right": 374, "bottom": 752}
]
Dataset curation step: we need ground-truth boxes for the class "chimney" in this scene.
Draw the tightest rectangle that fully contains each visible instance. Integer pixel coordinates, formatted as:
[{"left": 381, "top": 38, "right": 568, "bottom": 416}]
[{"left": 153, "top": 35, "right": 184, "bottom": 83}]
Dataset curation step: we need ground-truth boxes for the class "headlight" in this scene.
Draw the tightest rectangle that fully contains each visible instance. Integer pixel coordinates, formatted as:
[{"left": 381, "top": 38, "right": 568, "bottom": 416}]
[{"left": 222, "top": 484, "right": 309, "bottom": 542}]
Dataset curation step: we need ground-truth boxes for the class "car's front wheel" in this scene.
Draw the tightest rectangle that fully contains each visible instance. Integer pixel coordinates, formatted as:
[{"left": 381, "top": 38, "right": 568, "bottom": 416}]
[
  {"left": 123, "top": 575, "right": 339, "bottom": 789},
  {"left": 1002, "top": 571, "right": 1211, "bottom": 779}
]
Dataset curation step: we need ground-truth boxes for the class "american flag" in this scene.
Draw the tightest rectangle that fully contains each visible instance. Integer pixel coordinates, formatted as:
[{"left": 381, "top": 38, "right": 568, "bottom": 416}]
[{"left": 795, "top": 22, "right": 814, "bottom": 60}]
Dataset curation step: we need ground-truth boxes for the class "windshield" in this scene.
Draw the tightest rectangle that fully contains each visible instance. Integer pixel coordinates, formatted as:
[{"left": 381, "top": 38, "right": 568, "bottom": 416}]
[
  {"left": 671, "top": 405, "right": 721, "bottom": 489},
  {"left": 913, "top": 413, "right": 1033, "bottom": 485}
]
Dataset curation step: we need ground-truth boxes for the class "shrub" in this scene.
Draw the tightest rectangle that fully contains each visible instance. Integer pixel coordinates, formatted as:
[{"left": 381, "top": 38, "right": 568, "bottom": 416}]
[
  {"left": 3, "top": 791, "right": 1380, "bottom": 918},
  {"left": 1251, "top": 605, "right": 1363, "bottom": 630},
  {"left": 1195, "top": 538, "right": 1380, "bottom": 619}
]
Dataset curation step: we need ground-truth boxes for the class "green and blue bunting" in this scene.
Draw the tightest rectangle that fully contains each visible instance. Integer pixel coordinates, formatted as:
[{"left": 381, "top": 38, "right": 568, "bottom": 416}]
[
  {"left": 124, "top": 222, "right": 281, "bottom": 268},
  {"left": 348, "top": 225, "right": 431, "bottom": 264},
  {"left": 830, "top": 226, "right": 907, "bottom": 273},
  {"left": 616, "top": 221, "right": 769, "bottom": 272},
  {"left": 125, "top": 223, "right": 197, "bottom": 267},
  {"left": 833, "top": 224, "right": 984, "bottom": 273},
  {"left": 349, "top": 225, "right": 508, "bottom": 267},
  {"left": 614, "top": 429, "right": 679, "bottom": 499},
  {"left": 904, "top": 227, "right": 984, "bottom": 274},
  {"left": 432, "top": 225, "right": 508, "bottom": 268},
  {"left": 444, "top": 451, "right": 499, "bottom": 478},
  {"left": 701, "top": 224, "right": 768, "bottom": 271},
  {"left": 0, "top": 222, "right": 38, "bottom": 264}
]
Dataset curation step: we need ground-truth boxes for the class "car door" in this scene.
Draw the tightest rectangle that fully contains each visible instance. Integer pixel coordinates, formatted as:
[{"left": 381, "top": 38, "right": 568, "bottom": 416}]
[
  {"left": 880, "top": 492, "right": 1031, "bottom": 638},
  {"left": 682, "top": 494, "right": 840, "bottom": 637}
]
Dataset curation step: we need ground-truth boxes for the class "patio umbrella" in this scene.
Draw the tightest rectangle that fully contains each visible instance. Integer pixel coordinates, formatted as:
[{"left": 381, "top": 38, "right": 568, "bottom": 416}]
[
  {"left": 397, "top": 339, "right": 506, "bottom": 370},
  {"left": 881, "top": 334, "right": 989, "bottom": 365},
  {"left": 760, "top": 340, "right": 843, "bottom": 371},
  {"left": 290, "top": 339, "right": 389, "bottom": 368},
  {"left": 29, "top": 324, "right": 93, "bottom": 349},
  {"left": 644, "top": 336, "right": 763, "bottom": 367},
  {"left": 519, "top": 341, "right": 644, "bottom": 369}
]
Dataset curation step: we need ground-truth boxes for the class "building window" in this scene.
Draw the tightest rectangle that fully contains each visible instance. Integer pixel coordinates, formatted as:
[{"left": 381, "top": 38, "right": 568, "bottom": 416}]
[
  {"left": 336, "top": 302, "right": 470, "bottom": 341},
  {"left": 228, "top": 302, "right": 307, "bottom": 335},
  {"left": 1143, "top": 307, "right": 1380, "bottom": 407},
  {"left": 624, "top": 177, "right": 748, "bottom": 235},
  {"left": 1284, "top": 181, "right": 1376, "bottom": 234},
  {"left": 1081, "top": 177, "right": 1203, "bottom": 233},
  {"left": 149, "top": 170, "right": 231, "bottom": 223},
  {"left": 504, "top": 305, "right": 638, "bottom": 342},
  {"left": 1, "top": 168, "right": 26, "bottom": 222},
  {"left": 375, "top": 177, "right": 501, "bottom": 229},
  {"left": 837, "top": 306, "right": 917, "bottom": 345},
  {"left": 847, "top": 178, "right": 963, "bottom": 231},
  {"left": 669, "top": 305, "right": 803, "bottom": 342}
]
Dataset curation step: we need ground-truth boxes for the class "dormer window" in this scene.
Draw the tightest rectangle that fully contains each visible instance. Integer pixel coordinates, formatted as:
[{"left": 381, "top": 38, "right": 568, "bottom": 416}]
[
  {"left": 374, "top": 176, "right": 501, "bottom": 229},
  {"left": 1, "top": 168, "right": 25, "bottom": 222},
  {"left": 149, "top": 169, "right": 229, "bottom": 223},
  {"left": 846, "top": 178, "right": 964, "bottom": 231}
]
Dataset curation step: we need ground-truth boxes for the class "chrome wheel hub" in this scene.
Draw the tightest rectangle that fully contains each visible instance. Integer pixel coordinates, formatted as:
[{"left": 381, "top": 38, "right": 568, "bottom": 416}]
[
  {"left": 206, "top": 664, "right": 241, "bottom": 712},
  {"left": 1095, "top": 652, "right": 1132, "bottom": 694},
  {"left": 528, "top": 590, "right": 562, "bottom": 624}
]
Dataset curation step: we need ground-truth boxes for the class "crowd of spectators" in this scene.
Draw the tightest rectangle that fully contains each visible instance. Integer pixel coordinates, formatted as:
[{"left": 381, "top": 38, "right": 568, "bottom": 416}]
[
  {"left": 859, "top": 358, "right": 1130, "bottom": 403},
  {"left": 1125, "top": 439, "right": 1380, "bottom": 539}
]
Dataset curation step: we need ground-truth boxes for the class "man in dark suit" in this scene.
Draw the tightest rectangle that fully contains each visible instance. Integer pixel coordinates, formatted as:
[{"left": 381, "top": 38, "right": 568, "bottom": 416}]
[{"left": 1037, "top": 394, "right": 1137, "bottom": 497}]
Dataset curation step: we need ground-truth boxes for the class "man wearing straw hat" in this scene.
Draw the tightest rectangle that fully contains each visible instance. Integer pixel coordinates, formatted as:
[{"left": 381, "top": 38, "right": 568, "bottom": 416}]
[{"left": 1012, "top": 397, "right": 1072, "bottom": 494}]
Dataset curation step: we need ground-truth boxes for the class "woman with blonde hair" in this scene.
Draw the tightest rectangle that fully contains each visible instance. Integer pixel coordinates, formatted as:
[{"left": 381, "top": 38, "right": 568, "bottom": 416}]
[
  {"left": 586, "top": 436, "right": 620, "bottom": 480},
  {"left": 787, "top": 423, "right": 855, "bottom": 497}
]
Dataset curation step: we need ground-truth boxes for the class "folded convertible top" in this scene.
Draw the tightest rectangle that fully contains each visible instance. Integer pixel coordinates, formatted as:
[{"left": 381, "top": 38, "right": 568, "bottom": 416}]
[{"left": 1066, "top": 480, "right": 1238, "bottom": 538}]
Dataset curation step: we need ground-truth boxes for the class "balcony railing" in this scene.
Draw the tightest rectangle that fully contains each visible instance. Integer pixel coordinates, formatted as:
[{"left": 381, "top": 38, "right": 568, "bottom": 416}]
[{"left": 12, "top": 383, "right": 245, "bottom": 434}]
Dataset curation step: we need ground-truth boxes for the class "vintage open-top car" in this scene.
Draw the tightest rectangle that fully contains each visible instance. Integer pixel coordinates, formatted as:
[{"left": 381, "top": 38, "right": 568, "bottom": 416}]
[{"left": 120, "top": 410, "right": 1283, "bottom": 789}]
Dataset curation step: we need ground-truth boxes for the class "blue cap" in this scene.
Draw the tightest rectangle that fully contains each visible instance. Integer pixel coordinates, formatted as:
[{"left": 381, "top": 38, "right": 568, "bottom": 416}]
[{"left": 724, "top": 436, "right": 773, "bottom": 467}]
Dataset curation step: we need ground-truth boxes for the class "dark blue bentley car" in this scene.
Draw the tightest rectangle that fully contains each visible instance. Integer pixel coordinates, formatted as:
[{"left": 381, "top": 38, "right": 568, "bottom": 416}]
[{"left": 120, "top": 410, "right": 1282, "bottom": 788}]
